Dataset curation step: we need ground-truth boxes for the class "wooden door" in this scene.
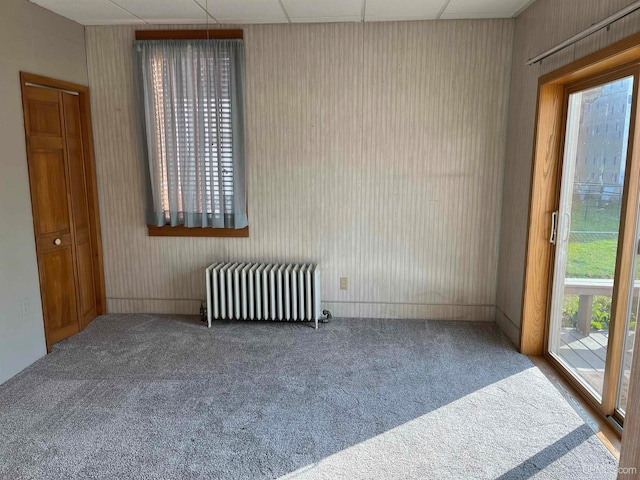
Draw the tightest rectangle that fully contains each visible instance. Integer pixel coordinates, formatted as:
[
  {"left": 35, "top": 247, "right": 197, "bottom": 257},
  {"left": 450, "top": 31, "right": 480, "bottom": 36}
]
[{"left": 21, "top": 74, "right": 105, "bottom": 349}]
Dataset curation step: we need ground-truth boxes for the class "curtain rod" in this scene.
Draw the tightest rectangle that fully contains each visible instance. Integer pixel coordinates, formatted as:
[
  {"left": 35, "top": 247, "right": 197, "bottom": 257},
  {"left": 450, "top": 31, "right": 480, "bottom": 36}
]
[{"left": 526, "top": 1, "right": 640, "bottom": 66}]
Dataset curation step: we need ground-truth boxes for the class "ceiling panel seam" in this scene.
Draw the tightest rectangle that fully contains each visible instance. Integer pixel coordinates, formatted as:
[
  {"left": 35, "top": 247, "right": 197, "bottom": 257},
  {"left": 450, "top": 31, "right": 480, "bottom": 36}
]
[
  {"left": 107, "top": 0, "right": 147, "bottom": 23},
  {"left": 192, "top": 0, "right": 220, "bottom": 24},
  {"left": 436, "top": 0, "right": 453, "bottom": 20},
  {"left": 276, "top": 0, "right": 292, "bottom": 23}
]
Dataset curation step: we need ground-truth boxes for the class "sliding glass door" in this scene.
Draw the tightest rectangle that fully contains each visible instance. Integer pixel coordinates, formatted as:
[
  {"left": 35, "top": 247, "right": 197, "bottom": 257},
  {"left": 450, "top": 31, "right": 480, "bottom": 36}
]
[{"left": 547, "top": 67, "right": 639, "bottom": 425}]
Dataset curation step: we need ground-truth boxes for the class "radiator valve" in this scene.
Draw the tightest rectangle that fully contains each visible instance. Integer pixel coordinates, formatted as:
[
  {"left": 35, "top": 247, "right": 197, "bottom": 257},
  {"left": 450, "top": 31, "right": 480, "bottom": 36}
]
[{"left": 322, "top": 309, "right": 332, "bottom": 323}]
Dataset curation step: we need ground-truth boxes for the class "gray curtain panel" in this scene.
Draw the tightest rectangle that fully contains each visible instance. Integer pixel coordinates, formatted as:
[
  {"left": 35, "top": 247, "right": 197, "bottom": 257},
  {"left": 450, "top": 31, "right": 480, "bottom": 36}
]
[{"left": 134, "top": 39, "right": 247, "bottom": 229}]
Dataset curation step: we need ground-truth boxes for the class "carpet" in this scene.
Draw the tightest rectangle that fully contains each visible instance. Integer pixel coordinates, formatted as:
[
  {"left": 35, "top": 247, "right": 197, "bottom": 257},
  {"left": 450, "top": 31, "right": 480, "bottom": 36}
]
[{"left": 0, "top": 315, "right": 619, "bottom": 479}]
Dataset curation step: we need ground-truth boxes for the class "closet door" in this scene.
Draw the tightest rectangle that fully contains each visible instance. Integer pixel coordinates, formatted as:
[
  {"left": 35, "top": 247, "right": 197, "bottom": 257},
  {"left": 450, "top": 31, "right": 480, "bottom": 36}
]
[
  {"left": 23, "top": 86, "right": 80, "bottom": 345},
  {"left": 22, "top": 73, "right": 106, "bottom": 351}
]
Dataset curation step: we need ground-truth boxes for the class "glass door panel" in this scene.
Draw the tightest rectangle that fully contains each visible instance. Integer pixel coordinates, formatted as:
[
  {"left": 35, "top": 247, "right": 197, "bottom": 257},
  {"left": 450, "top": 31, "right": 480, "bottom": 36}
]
[{"left": 548, "top": 76, "right": 635, "bottom": 400}]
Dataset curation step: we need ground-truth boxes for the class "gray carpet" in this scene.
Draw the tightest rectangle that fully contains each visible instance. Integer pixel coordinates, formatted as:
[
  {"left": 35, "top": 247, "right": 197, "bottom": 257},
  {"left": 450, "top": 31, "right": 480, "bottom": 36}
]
[{"left": 0, "top": 315, "right": 618, "bottom": 479}]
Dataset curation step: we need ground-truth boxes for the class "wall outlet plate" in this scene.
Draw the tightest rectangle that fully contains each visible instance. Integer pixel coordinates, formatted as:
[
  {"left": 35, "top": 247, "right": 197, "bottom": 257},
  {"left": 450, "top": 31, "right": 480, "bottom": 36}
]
[{"left": 340, "top": 277, "right": 348, "bottom": 290}]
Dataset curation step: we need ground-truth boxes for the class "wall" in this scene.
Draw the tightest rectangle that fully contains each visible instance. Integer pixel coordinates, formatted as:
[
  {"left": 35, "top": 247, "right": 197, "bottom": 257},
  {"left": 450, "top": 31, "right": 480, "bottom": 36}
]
[
  {"left": 0, "top": 0, "right": 88, "bottom": 384},
  {"left": 495, "top": 0, "right": 640, "bottom": 346},
  {"left": 85, "top": 20, "right": 513, "bottom": 321}
]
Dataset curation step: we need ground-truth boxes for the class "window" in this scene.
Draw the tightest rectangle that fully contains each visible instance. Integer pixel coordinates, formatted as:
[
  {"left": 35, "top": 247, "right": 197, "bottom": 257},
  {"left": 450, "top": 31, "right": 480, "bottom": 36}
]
[{"left": 134, "top": 30, "right": 248, "bottom": 237}]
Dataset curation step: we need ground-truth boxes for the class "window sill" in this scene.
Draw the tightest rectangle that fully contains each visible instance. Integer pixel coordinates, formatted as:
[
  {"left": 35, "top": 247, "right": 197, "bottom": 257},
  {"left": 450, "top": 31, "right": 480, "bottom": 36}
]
[{"left": 147, "top": 225, "right": 249, "bottom": 238}]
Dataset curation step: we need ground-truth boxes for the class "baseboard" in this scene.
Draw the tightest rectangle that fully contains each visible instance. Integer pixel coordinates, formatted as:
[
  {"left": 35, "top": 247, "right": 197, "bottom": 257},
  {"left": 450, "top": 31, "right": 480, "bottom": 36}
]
[
  {"left": 107, "top": 297, "right": 496, "bottom": 321},
  {"left": 323, "top": 302, "right": 495, "bottom": 321},
  {"left": 495, "top": 306, "right": 521, "bottom": 347},
  {"left": 107, "top": 298, "right": 202, "bottom": 315}
]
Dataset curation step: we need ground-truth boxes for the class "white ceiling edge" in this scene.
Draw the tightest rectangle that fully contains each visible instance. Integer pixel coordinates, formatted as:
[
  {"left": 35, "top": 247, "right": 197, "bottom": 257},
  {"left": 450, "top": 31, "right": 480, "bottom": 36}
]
[{"left": 77, "top": 16, "right": 523, "bottom": 26}]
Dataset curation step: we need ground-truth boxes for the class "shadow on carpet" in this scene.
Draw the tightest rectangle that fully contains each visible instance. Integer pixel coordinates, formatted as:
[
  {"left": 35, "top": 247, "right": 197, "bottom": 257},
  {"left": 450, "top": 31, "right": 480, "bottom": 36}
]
[{"left": 0, "top": 315, "right": 618, "bottom": 479}]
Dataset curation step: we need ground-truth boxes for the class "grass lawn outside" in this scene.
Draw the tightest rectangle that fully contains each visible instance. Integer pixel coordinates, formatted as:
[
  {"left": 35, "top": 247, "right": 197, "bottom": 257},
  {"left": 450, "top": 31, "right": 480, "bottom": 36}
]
[
  {"left": 563, "top": 198, "right": 632, "bottom": 330},
  {"left": 570, "top": 201, "right": 621, "bottom": 233},
  {"left": 567, "top": 239, "right": 617, "bottom": 279},
  {"left": 566, "top": 200, "right": 622, "bottom": 279}
]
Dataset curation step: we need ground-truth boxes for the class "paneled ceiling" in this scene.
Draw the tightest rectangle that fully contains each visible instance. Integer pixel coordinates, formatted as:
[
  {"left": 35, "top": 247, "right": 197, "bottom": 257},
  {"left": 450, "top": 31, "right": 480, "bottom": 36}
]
[{"left": 29, "top": 0, "right": 536, "bottom": 25}]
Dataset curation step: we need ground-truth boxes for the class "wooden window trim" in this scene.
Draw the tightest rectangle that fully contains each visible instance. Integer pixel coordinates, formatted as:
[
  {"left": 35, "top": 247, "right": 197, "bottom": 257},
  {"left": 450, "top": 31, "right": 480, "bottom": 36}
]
[
  {"left": 147, "top": 225, "right": 249, "bottom": 238},
  {"left": 135, "top": 30, "right": 243, "bottom": 41},
  {"left": 137, "top": 29, "right": 248, "bottom": 239}
]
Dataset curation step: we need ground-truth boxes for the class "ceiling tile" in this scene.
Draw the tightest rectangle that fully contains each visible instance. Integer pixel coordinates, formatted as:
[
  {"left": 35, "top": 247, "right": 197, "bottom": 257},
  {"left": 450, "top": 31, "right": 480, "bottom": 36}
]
[
  {"left": 30, "top": 0, "right": 144, "bottom": 24},
  {"left": 282, "top": 0, "right": 362, "bottom": 20},
  {"left": 364, "top": 0, "right": 445, "bottom": 21},
  {"left": 442, "top": 0, "right": 533, "bottom": 18},
  {"left": 111, "top": 0, "right": 212, "bottom": 23},
  {"left": 29, "top": 0, "right": 538, "bottom": 25},
  {"left": 195, "top": 0, "right": 288, "bottom": 23}
]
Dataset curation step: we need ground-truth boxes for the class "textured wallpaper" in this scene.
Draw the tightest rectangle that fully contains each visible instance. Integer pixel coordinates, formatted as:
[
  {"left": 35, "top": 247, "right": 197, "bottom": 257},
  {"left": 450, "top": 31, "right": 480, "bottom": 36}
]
[{"left": 86, "top": 19, "right": 513, "bottom": 320}]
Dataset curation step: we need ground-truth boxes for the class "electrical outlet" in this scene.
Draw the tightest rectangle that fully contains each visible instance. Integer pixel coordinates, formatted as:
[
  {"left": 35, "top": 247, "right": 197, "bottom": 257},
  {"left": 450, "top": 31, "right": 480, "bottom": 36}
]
[
  {"left": 21, "top": 298, "right": 30, "bottom": 320},
  {"left": 340, "top": 277, "right": 348, "bottom": 290}
]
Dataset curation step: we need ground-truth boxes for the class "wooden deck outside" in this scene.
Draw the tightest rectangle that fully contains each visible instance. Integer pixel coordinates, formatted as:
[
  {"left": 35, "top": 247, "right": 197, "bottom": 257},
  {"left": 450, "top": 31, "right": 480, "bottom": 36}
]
[{"left": 558, "top": 327, "right": 635, "bottom": 409}]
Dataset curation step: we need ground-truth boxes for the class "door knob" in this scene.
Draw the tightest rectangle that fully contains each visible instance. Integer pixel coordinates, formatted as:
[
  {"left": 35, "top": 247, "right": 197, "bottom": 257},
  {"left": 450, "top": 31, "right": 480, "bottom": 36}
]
[{"left": 54, "top": 238, "right": 62, "bottom": 246}]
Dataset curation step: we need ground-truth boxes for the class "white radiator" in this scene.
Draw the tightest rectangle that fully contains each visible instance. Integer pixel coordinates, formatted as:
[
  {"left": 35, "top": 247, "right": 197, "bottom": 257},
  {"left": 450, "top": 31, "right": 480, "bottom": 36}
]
[{"left": 205, "top": 262, "right": 322, "bottom": 329}]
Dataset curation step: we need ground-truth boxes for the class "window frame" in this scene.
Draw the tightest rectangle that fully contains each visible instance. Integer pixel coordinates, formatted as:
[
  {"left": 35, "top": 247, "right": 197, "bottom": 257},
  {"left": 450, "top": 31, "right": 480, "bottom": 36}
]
[{"left": 135, "top": 29, "right": 249, "bottom": 238}]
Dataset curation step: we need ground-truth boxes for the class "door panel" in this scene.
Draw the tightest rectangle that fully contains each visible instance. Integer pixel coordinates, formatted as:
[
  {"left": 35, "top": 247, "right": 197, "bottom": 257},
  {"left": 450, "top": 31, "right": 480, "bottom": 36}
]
[
  {"left": 28, "top": 102, "right": 62, "bottom": 136},
  {"left": 548, "top": 76, "right": 634, "bottom": 399},
  {"left": 76, "top": 240, "right": 97, "bottom": 318},
  {"left": 63, "top": 93, "right": 97, "bottom": 328},
  {"left": 67, "top": 139, "right": 89, "bottom": 229},
  {"left": 63, "top": 96, "right": 81, "bottom": 137},
  {"left": 30, "top": 151, "right": 71, "bottom": 234},
  {"left": 41, "top": 247, "right": 79, "bottom": 342}
]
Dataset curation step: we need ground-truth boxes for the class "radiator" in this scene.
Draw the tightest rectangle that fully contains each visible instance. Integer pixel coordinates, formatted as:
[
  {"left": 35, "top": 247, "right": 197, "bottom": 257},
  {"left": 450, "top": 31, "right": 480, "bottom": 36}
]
[{"left": 205, "top": 262, "right": 322, "bottom": 329}]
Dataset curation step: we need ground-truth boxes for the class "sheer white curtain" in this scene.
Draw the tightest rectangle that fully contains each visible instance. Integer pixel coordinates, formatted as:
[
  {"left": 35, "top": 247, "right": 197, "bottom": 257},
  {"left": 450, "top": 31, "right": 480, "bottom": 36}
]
[{"left": 135, "top": 39, "right": 247, "bottom": 228}]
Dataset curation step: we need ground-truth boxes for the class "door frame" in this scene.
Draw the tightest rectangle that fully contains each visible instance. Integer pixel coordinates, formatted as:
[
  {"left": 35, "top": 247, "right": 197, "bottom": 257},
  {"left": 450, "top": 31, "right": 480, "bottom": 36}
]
[
  {"left": 522, "top": 32, "right": 640, "bottom": 354},
  {"left": 521, "top": 31, "right": 640, "bottom": 431},
  {"left": 20, "top": 72, "right": 106, "bottom": 350}
]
